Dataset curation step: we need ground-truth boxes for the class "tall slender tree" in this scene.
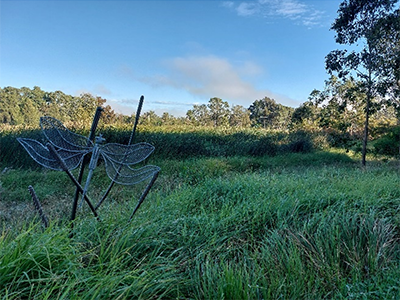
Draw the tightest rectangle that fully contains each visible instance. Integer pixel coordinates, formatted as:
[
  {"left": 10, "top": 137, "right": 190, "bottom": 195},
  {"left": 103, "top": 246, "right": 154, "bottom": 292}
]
[{"left": 326, "top": 0, "right": 400, "bottom": 166}]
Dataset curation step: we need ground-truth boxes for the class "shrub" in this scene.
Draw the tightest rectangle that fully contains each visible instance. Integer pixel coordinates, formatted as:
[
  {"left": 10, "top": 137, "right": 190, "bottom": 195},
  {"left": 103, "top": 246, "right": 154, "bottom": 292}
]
[
  {"left": 0, "top": 125, "right": 325, "bottom": 168},
  {"left": 373, "top": 127, "right": 400, "bottom": 156}
]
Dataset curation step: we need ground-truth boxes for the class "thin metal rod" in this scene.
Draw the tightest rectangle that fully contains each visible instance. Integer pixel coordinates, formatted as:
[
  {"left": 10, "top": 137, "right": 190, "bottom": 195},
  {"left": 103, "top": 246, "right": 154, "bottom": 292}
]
[
  {"left": 95, "top": 96, "right": 144, "bottom": 210},
  {"left": 71, "top": 107, "right": 103, "bottom": 220},
  {"left": 129, "top": 171, "right": 159, "bottom": 221},
  {"left": 47, "top": 144, "right": 99, "bottom": 221},
  {"left": 128, "top": 95, "right": 144, "bottom": 145},
  {"left": 28, "top": 185, "right": 49, "bottom": 228}
]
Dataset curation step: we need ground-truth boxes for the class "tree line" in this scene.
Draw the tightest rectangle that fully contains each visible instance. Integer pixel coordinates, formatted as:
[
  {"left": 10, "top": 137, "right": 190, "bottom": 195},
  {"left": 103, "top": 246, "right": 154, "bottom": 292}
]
[
  {"left": 0, "top": 86, "right": 118, "bottom": 127},
  {"left": 0, "top": 85, "right": 294, "bottom": 130},
  {"left": 1, "top": 83, "right": 398, "bottom": 135}
]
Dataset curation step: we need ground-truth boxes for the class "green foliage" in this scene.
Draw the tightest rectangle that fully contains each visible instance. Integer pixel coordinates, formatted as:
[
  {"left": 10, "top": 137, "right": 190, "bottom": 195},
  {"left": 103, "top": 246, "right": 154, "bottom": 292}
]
[
  {"left": 1, "top": 153, "right": 400, "bottom": 299},
  {"left": 373, "top": 126, "right": 400, "bottom": 155},
  {"left": 249, "top": 97, "right": 294, "bottom": 130},
  {"left": 0, "top": 125, "right": 324, "bottom": 170},
  {"left": 0, "top": 87, "right": 119, "bottom": 127},
  {"left": 0, "top": 127, "right": 44, "bottom": 169},
  {"left": 186, "top": 97, "right": 249, "bottom": 127},
  {"left": 326, "top": 0, "right": 400, "bottom": 166}
]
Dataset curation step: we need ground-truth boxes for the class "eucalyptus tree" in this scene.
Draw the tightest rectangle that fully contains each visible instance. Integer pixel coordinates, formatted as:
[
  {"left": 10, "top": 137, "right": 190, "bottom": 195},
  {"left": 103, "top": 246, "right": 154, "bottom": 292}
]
[
  {"left": 207, "top": 97, "right": 230, "bottom": 127},
  {"left": 186, "top": 98, "right": 230, "bottom": 127},
  {"left": 186, "top": 104, "right": 211, "bottom": 126},
  {"left": 0, "top": 86, "right": 42, "bottom": 125},
  {"left": 309, "top": 76, "right": 365, "bottom": 135},
  {"left": 375, "top": 8, "right": 400, "bottom": 122},
  {"left": 229, "top": 105, "right": 251, "bottom": 127},
  {"left": 291, "top": 98, "right": 320, "bottom": 131},
  {"left": 248, "top": 97, "right": 280, "bottom": 129},
  {"left": 140, "top": 110, "right": 162, "bottom": 126},
  {"left": 326, "top": 0, "right": 400, "bottom": 165}
]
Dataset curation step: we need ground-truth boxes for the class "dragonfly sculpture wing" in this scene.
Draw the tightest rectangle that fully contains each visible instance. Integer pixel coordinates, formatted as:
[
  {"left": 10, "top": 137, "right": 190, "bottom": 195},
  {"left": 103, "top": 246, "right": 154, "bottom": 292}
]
[
  {"left": 104, "top": 163, "right": 160, "bottom": 185},
  {"left": 17, "top": 116, "right": 93, "bottom": 171},
  {"left": 100, "top": 142, "right": 155, "bottom": 165},
  {"left": 100, "top": 142, "right": 158, "bottom": 185},
  {"left": 40, "top": 116, "right": 93, "bottom": 151},
  {"left": 17, "top": 138, "right": 90, "bottom": 171}
]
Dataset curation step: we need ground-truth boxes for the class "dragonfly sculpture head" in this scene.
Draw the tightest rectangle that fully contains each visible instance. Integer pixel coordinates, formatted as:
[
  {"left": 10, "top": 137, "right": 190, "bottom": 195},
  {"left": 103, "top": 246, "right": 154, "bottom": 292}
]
[{"left": 95, "top": 134, "right": 106, "bottom": 145}]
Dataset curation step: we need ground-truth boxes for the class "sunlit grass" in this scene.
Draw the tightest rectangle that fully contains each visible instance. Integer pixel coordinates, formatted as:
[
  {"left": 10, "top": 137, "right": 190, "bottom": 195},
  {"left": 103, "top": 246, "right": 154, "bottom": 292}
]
[{"left": 1, "top": 152, "right": 400, "bottom": 299}]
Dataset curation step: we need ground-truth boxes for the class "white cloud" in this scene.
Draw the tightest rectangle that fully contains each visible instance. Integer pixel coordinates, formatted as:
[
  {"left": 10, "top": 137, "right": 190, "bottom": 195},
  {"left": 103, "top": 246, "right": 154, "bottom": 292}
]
[
  {"left": 236, "top": 2, "right": 260, "bottom": 16},
  {"left": 137, "top": 55, "right": 298, "bottom": 107},
  {"left": 224, "top": 0, "right": 325, "bottom": 27},
  {"left": 239, "top": 61, "right": 264, "bottom": 76},
  {"left": 274, "top": 0, "right": 307, "bottom": 18}
]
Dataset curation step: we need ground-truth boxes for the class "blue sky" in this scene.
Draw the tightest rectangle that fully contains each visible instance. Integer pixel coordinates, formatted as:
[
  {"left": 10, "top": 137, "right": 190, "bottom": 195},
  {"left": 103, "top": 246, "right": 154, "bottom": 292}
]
[{"left": 1, "top": 0, "right": 343, "bottom": 116}]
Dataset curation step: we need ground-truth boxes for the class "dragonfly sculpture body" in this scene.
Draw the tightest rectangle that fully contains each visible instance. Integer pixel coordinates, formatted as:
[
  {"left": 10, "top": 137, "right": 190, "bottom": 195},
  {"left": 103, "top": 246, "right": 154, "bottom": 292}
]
[{"left": 17, "top": 115, "right": 160, "bottom": 220}]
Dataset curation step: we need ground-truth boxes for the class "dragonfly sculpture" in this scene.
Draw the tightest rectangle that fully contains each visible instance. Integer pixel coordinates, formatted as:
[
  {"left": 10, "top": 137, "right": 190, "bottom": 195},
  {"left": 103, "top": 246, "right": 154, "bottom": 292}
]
[{"left": 17, "top": 99, "right": 160, "bottom": 224}]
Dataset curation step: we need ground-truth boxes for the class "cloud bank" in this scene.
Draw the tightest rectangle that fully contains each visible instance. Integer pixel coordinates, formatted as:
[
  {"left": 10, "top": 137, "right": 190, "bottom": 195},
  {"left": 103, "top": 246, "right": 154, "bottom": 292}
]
[{"left": 139, "top": 55, "right": 297, "bottom": 107}]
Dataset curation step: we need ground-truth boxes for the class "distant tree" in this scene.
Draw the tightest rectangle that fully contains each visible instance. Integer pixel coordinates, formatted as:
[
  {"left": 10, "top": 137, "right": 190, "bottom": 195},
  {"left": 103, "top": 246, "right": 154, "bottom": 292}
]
[
  {"left": 326, "top": 0, "right": 400, "bottom": 166},
  {"left": 161, "top": 112, "right": 179, "bottom": 126},
  {"left": 0, "top": 86, "right": 41, "bottom": 125},
  {"left": 207, "top": 97, "right": 230, "bottom": 127},
  {"left": 249, "top": 97, "right": 280, "bottom": 128},
  {"left": 95, "top": 96, "right": 117, "bottom": 125},
  {"left": 376, "top": 7, "right": 400, "bottom": 133},
  {"left": 140, "top": 110, "right": 161, "bottom": 126},
  {"left": 310, "top": 76, "right": 365, "bottom": 134},
  {"left": 229, "top": 105, "right": 251, "bottom": 127},
  {"left": 0, "top": 87, "right": 23, "bottom": 124},
  {"left": 291, "top": 99, "right": 320, "bottom": 130},
  {"left": 275, "top": 105, "right": 295, "bottom": 131},
  {"left": 186, "top": 104, "right": 211, "bottom": 126},
  {"left": 249, "top": 97, "right": 293, "bottom": 130},
  {"left": 0, "top": 86, "right": 122, "bottom": 128}
]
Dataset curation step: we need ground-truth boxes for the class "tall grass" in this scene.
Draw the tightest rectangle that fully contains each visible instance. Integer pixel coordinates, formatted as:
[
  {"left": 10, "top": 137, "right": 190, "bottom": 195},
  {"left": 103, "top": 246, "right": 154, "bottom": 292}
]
[
  {"left": 1, "top": 125, "right": 322, "bottom": 169},
  {"left": 1, "top": 152, "right": 400, "bottom": 299}
]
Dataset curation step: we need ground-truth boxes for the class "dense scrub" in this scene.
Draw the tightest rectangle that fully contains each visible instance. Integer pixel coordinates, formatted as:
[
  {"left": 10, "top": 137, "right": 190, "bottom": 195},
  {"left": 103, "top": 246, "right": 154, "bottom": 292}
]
[
  {"left": 1, "top": 125, "right": 322, "bottom": 169},
  {"left": 1, "top": 151, "right": 400, "bottom": 299}
]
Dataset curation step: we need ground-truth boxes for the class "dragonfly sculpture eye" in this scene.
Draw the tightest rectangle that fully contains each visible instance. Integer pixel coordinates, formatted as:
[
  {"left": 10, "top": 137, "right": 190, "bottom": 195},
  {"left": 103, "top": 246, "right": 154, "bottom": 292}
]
[{"left": 17, "top": 116, "right": 160, "bottom": 213}]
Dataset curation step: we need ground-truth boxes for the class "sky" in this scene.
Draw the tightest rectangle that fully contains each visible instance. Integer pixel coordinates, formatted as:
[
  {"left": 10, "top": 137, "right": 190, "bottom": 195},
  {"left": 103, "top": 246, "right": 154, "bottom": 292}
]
[{"left": 1, "top": 0, "right": 344, "bottom": 117}]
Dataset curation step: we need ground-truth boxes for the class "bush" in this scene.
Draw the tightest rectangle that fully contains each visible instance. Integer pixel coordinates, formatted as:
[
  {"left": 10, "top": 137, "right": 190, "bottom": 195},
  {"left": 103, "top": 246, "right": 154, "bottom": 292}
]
[
  {"left": 373, "top": 127, "right": 400, "bottom": 156},
  {"left": 1, "top": 125, "right": 323, "bottom": 168},
  {"left": 278, "top": 131, "right": 314, "bottom": 153},
  {"left": 326, "top": 130, "right": 359, "bottom": 150}
]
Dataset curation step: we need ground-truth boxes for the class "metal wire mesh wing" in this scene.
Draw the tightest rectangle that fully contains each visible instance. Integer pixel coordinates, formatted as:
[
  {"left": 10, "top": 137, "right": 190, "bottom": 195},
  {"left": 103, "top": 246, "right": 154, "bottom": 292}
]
[
  {"left": 104, "top": 163, "right": 160, "bottom": 185},
  {"left": 17, "top": 138, "right": 89, "bottom": 171},
  {"left": 100, "top": 142, "right": 157, "bottom": 185},
  {"left": 100, "top": 142, "right": 155, "bottom": 165},
  {"left": 40, "top": 116, "right": 93, "bottom": 151}
]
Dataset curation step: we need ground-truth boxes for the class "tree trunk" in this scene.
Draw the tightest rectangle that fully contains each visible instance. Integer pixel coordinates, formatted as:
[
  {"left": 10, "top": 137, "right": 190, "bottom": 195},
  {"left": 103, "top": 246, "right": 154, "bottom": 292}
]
[
  {"left": 362, "top": 93, "right": 371, "bottom": 167},
  {"left": 397, "top": 117, "right": 400, "bottom": 157}
]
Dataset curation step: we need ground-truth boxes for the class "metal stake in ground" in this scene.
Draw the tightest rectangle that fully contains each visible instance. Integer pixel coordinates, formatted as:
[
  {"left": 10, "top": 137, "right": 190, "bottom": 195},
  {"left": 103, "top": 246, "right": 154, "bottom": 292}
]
[
  {"left": 95, "top": 95, "right": 145, "bottom": 210},
  {"left": 28, "top": 185, "right": 49, "bottom": 228},
  {"left": 129, "top": 170, "right": 159, "bottom": 221}
]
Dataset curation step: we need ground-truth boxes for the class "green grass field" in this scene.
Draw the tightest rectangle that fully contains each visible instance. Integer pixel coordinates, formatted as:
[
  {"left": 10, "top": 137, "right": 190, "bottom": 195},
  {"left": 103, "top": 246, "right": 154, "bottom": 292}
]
[{"left": 1, "top": 151, "right": 400, "bottom": 299}]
